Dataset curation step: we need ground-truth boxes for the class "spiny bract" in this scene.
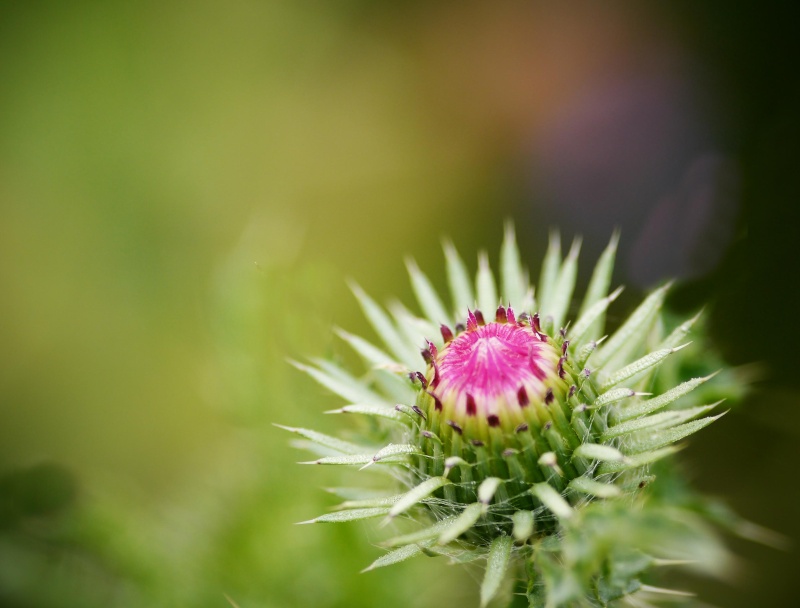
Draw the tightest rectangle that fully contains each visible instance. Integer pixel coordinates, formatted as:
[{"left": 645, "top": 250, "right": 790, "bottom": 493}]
[{"left": 282, "top": 225, "right": 735, "bottom": 608}]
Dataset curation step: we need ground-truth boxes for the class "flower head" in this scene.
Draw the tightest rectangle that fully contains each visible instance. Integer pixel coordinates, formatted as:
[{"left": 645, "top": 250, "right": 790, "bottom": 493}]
[{"left": 282, "top": 224, "right": 753, "bottom": 607}]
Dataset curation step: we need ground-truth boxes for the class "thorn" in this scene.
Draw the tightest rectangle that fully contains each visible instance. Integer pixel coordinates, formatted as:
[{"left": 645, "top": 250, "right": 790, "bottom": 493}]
[
  {"left": 544, "top": 388, "right": 554, "bottom": 405},
  {"left": 543, "top": 421, "right": 552, "bottom": 431},
  {"left": 502, "top": 448, "right": 518, "bottom": 457},
  {"left": 455, "top": 322, "right": 466, "bottom": 334},
  {"left": 431, "top": 361, "right": 440, "bottom": 387},
  {"left": 474, "top": 309, "right": 485, "bottom": 326},
  {"left": 608, "top": 285, "right": 625, "bottom": 301},
  {"left": 466, "top": 394, "right": 477, "bottom": 416},
  {"left": 440, "top": 324, "right": 454, "bottom": 343},
  {"left": 517, "top": 311, "right": 531, "bottom": 325},
  {"left": 427, "top": 391, "right": 443, "bottom": 411},
  {"left": 567, "top": 236, "right": 583, "bottom": 259},
  {"left": 515, "top": 423, "right": 529, "bottom": 433},
  {"left": 414, "top": 371, "right": 428, "bottom": 388},
  {"left": 506, "top": 305, "right": 516, "bottom": 324},
  {"left": 496, "top": 305, "right": 507, "bottom": 323},
  {"left": 517, "top": 386, "right": 530, "bottom": 407},
  {"left": 532, "top": 313, "right": 544, "bottom": 337},
  {"left": 652, "top": 558, "right": 699, "bottom": 567},
  {"left": 446, "top": 420, "right": 463, "bottom": 434},
  {"left": 487, "top": 414, "right": 500, "bottom": 427},
  {"left": 466, "top": 309, "right": 478, "bottom": 331},
  {"left": 582, "top": 368, "right": 591, "bottom": 378},
  {"left": 426, "top": 339, "right": 438, "bottom": 359},
  {"left": 557, "top": 356, "right": 566, "bottom": 378},
  {"left": 639, "top": 585, "right": 695, "bottom": 598},
  {"left": 412, "top": 405, "right": 427, "bottom": 420},
  {"left": 568, "top": 385, "right": 577, "bottom": 398},
  {"left": 559, "top": 327, "right": 567, "bottom": 339},
  {"left": 672, "top": 342, "right": 693, "bottom": 352},
  {"left": 561, "top": 340, "right": 570, "bottom": 357},
  {"left": 470, "top": 439, "right": 485, "bottom": 447},
  {"left": 420, "top": 348, "right": 432, "bottom": 365}
]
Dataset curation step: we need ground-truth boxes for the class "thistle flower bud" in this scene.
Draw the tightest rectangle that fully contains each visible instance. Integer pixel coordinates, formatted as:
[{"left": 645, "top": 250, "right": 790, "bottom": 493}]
[{"left": 283, "top": 224, "right": 756, "bottom": 607}]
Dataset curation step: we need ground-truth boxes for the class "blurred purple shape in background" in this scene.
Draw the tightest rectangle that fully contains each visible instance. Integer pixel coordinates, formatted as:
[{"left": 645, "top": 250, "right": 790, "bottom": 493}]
[{"left": 530, "top": 72, "right": 739, "bottom": 288}]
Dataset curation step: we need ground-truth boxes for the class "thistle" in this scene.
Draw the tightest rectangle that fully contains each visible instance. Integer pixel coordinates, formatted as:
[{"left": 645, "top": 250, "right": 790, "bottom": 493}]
[{"left": 282, "top": 225, "right": 746, "bottom": 607}]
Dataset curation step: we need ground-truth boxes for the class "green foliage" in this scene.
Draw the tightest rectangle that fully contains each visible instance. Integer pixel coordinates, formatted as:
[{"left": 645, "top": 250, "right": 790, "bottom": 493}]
[{"left": 286, "top": 227, "right": 755, "bottom": 607}]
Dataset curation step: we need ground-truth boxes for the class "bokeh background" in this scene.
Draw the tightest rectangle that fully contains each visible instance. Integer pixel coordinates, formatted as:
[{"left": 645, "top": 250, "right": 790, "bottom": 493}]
[{"left": 1, "top": 1, "right": 798, "bottom": 606}]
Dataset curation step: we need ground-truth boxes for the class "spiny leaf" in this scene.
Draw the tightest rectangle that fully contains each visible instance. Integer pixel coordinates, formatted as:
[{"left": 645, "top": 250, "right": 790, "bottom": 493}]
[
  {"left": 326, "top": 403, "right": 405, "bottom": 422},
  {"left": 443, "top": 239, "right": 475, "bottom": 315},
  {"left": 335, "top": 328, "right": 396, "bottom": 367},
  {"left": 291, "top": 359, "right": 386, "bottom": 406},
  {"left": 548, "top": 237, "right": 581, "bottom": 331},
  {"left": 600, "top": 346, "right": 687, "bottom": 391},
  {"left": 531, "top": 483, "right": 574, "bottom": 521},
  {"left": 362, "top": 543, "right": 427, "bottom": 572},
  {"left": 592, "top": 282, "right": 671, "bottom": 369},
  {"left": 617, "top": 374, "right": 717, "bottom": 421},
  {"left": 574, "top": 339, "right": 601, "bottom": 369},
  {"left": 627, "top": 414, "right": 725, "bottom": 454},
  {"left": 389, "top": 302, "right": 438, "bottom": 351},
  {"left": 481, "top": 535, "right": 513, "bottom": 607},
  {"left": 438, "top": 503, "right": 485, "bottom": 545},
  {"left": 568, "top": 476, "right": 621, "bottom": 498},
  {"left": 297, "top": 507, "right": 390, "bottom": 524},
  {"left": 422, "top": 544, "right": 487, "bottom": 564},
  {"left": 383, "top": 515, "right": 460, "bottom": 547},
  {"left": 602, "top": 403, "right": 720, "bottom": 440},
  {"left": 476, "top": 251, "right": 498, "bottom": 314},
  {"left": 538, "top": 230, "right": 561, "bottom": 314},
  {"left": 302, "top": 454, "right": 380, "bottom": 466},
  {"left": 366, "top": 443, "right": 422, "bottom": 466},
  {"left": 274, "top": 424, "right": 368, "bottom": 455},
  {"left": 572, "top": 443, "right": 626, "bottom": 463},
  {"left": 349, "top": 281, "right": 418, "bottom": 367},
  {"left": 371, "top": 367, "right": 417, "bottom": 404},
  {"left": 501, "top": 221, "right": 527, "bottom": 308},
  {"left": 389, "top": 477, "right": 451, "bottom": 518},
  {"left": 478, "top": 477, "right": 502, "bottom": 504},
  {"left": 593, "top": 387, "right": 637, "bottom": 408},
  {"left": 598, "top": 446, "right": 681, "bottom": 474},
  {"left": 512, "top": 510, "right": 535, "bottom": 541},
  {"left": 406, "top": 257, "right": 451, "bottom": 325},
  {"left": 374, "top": 443, "right": 422, "bottom": 459},
  {"left": 577, "top": 231, "right": 619, "bottom": 338},
  {"left": 569, "top": 286, "right": 623, "bottom": 344},
  {"left": 337, "top": 494, "right": 403, "bottom": 509},
  {"left": 658, "top": 310, "right": 703, "bottom": 350}
]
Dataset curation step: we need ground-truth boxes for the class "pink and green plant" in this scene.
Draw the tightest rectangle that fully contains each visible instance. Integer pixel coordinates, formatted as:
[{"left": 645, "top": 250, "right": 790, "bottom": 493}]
[{"left": 281, "top": 225, "right": 761, "bottom": 607}]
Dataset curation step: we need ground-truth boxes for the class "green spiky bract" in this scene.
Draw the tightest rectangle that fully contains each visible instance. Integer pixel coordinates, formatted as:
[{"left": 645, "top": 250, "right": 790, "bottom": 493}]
[{"left": 283, "top": 225, "right": 742, "bottom": 608}]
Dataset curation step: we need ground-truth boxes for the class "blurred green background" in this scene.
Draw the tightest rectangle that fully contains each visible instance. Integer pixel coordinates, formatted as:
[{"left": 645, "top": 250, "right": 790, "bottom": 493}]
[{"left": 1, "top": 1, "right": 798, "bottom": 606}]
